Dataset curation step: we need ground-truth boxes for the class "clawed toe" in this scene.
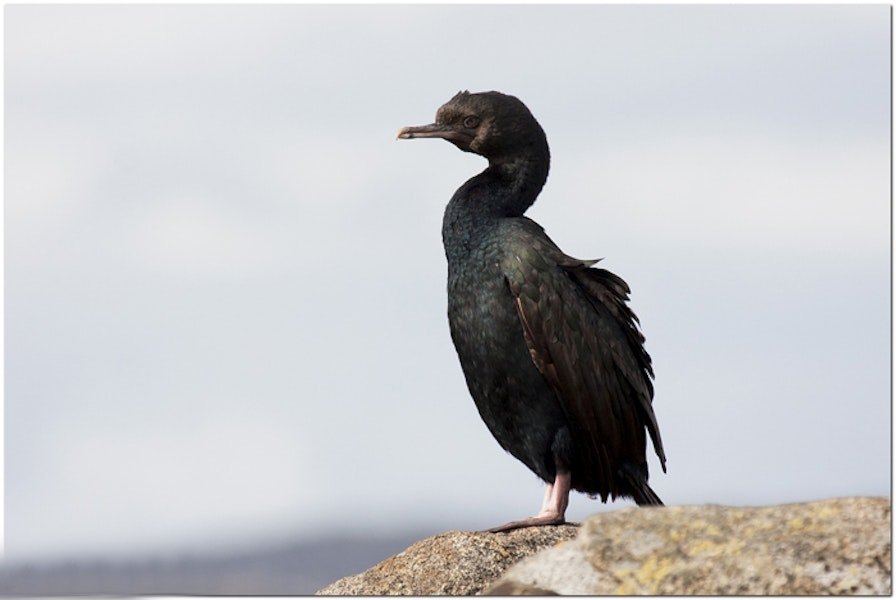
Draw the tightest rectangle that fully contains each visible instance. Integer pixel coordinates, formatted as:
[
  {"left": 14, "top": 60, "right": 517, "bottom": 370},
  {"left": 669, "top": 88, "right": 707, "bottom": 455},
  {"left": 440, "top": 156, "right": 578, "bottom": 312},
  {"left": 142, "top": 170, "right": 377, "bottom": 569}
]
[{"left": 485, "top": 513, "right": 565, "bottom": 533}]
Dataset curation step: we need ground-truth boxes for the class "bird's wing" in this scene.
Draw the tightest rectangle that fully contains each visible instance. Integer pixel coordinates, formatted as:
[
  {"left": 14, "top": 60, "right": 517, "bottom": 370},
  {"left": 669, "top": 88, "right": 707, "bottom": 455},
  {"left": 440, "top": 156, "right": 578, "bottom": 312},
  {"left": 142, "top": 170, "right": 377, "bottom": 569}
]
[{"left": 500, "top": 219, "right": 665, "bottom": 497}]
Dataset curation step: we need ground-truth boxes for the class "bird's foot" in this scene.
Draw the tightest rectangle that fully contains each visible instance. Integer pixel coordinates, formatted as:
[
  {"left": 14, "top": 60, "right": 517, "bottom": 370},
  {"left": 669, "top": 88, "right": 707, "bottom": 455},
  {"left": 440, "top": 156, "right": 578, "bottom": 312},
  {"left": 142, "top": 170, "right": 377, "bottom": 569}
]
[
  {"left": 486, "top": 471, "right": 573, "bottom": 533},
  {"left": 485, "top": 511, "right": 566, "bottom": 533}
]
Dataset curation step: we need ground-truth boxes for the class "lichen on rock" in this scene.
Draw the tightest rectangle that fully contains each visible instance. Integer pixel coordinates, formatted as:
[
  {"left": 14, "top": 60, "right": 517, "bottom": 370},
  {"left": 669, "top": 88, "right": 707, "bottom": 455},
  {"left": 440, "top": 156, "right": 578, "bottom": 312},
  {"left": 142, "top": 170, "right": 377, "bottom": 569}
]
[{"left": 316, "top": 497, "right": 890, "bottom": 596}]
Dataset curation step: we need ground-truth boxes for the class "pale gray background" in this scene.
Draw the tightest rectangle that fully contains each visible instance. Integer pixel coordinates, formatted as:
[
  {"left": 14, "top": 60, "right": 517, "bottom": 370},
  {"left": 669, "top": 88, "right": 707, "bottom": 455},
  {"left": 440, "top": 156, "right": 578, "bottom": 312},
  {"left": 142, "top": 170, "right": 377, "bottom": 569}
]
[{"left": 5, "top": 4, "right": 890, "bottom": 562}]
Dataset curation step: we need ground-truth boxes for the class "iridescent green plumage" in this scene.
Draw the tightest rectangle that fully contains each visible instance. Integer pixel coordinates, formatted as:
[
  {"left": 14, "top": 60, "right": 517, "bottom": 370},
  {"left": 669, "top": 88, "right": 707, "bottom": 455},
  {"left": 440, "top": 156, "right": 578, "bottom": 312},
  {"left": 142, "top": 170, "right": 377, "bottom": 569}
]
[{"left": 399, "top": 91, "right": 666, "bottom": 531}]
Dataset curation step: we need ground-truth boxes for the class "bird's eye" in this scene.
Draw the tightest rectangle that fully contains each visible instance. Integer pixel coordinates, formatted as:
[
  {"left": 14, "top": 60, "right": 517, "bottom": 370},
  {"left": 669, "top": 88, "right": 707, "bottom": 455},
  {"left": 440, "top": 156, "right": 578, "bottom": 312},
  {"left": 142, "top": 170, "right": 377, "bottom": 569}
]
[{"left": 463, "top": 116, "right": 481, "bottom": 129}]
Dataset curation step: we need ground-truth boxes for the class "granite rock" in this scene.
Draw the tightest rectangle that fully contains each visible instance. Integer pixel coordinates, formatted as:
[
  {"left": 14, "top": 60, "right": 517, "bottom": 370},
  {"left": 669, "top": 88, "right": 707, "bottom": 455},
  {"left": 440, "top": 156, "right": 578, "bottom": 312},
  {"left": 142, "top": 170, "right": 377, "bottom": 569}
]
[
  {"left": 317, "top": 497, "right": 890, "bottom": 595},
  {"left": 315, "top": 525, "right": 579, "bottom": 595},
  {"left": 487, "top": 496, "right": 890, "bottom": 595}
]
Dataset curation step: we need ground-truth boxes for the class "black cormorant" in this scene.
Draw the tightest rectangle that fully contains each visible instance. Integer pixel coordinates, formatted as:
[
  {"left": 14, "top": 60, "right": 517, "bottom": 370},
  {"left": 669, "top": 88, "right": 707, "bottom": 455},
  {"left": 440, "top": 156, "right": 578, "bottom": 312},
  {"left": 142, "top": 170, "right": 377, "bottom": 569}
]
[{"left": 398, "top": 91, "right": 666, "bottom": 532}]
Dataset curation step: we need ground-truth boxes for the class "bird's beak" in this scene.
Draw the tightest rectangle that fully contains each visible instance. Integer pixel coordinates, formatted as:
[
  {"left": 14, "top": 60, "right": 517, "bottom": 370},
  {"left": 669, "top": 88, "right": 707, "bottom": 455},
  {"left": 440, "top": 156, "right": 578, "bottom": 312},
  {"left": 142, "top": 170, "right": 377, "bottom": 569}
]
[{"left": 397, "top": 123, "right": 474, "bottom": 146}]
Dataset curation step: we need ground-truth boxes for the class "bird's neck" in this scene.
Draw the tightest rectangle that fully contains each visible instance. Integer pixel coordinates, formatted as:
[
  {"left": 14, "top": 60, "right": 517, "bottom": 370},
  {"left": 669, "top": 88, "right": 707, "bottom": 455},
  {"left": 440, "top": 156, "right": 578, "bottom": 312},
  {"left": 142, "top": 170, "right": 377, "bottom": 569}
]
[
  {"left": 442, "top": 151, "right": 549, "bottom": 263},
  {"left": 488, "top": 153, "right": 551, "bottom": 216},
  {"left": 449, "top": 151, "right": 550, "bottom": 219}
]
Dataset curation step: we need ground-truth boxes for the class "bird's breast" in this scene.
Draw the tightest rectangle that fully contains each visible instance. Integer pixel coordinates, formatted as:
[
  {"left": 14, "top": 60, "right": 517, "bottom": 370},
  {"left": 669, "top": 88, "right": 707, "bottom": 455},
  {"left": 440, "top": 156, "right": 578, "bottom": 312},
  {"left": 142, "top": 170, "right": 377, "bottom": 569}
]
[
  {"left": 445, "top": 237, "right": 529, "bottom": 376},
  {"left": 446, "top": 251, "right": 509, "bottom": 336}
]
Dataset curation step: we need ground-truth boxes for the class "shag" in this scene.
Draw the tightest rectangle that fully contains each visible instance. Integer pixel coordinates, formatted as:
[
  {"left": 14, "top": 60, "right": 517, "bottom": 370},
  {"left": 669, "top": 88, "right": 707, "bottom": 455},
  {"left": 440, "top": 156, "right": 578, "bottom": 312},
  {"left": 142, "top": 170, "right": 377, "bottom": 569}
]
[{"left": 398, "top": 91, "right": 666, "bottom": 532}]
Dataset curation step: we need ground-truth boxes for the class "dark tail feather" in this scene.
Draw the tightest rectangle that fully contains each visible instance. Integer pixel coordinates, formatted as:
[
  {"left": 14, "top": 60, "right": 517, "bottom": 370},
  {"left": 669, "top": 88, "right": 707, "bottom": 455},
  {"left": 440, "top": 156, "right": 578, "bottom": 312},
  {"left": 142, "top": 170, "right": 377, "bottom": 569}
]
[
  {"left": 620, "top": 461, "right": 664, "bottom": 506},
  {"left": 632, "top": 482, "right": 664, "bottom": 506}
]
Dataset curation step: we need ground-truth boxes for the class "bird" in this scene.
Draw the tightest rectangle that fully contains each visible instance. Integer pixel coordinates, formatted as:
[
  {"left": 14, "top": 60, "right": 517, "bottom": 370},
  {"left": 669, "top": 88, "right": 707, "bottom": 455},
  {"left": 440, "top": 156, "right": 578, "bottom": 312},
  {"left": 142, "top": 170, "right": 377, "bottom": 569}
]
[{"left": 397, "top": 90, "right": 666, "bottom": 532}]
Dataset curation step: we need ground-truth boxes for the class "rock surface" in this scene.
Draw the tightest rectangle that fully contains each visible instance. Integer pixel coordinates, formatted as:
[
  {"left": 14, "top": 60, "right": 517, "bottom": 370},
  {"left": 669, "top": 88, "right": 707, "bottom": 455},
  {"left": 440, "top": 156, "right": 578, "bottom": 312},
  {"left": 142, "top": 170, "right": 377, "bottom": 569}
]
[
  {"left": 315, "top": 525, "right": 579, "bottom": 595},
  {"left": 317, "top": 497, "right": 890, "bottom": 595},
  {"left": 487, "top": 496, "right": 890, "bottom": 595}
]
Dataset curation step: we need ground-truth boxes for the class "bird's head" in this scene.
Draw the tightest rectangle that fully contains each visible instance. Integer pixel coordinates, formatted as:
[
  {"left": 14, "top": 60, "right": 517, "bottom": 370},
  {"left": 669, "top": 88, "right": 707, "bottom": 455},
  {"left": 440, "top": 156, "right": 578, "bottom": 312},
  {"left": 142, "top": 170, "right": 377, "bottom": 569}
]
[{"left": 398, "top": 90, "right": 548, "bottom": 163}]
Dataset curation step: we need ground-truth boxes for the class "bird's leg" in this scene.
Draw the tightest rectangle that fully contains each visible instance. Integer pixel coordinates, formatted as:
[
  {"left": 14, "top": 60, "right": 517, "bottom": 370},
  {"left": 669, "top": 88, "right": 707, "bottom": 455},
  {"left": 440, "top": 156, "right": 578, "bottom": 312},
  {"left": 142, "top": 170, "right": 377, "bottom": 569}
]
[
  {"left": 486, "top": 470, "right": 571, "bottom": 533},
  {"left": 539, "top": 471, "right": 571, "bottom": 518}
]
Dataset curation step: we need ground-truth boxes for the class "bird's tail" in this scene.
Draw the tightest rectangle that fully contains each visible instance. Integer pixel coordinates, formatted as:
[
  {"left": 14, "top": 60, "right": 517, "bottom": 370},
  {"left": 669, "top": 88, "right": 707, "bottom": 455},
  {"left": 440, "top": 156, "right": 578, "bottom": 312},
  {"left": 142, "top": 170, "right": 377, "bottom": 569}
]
[{"left": 620, "top": 461, "right": 664, "bottom": 506}]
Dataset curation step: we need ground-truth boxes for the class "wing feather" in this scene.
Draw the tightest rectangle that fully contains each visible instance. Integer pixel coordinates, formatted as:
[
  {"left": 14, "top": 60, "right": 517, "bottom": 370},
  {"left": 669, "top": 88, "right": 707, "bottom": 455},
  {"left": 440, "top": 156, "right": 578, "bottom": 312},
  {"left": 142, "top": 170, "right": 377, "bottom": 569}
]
[{"left": 501, "top": 219, "right": 666, "bottom": 499}]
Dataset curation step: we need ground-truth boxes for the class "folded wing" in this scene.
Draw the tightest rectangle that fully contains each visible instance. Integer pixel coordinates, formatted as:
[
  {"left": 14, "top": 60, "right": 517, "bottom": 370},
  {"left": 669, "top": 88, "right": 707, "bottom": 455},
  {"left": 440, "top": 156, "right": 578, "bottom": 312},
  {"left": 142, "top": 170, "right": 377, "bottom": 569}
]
[{"left": 501, "top": 219, "right": 666, "bottom": 500}]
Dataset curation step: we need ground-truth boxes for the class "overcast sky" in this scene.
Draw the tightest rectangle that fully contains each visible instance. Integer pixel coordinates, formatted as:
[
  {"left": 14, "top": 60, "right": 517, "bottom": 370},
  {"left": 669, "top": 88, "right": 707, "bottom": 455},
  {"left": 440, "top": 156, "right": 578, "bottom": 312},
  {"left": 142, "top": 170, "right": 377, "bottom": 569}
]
[{"left": 5, "top": 4, "right": 890, "bottom": 563}]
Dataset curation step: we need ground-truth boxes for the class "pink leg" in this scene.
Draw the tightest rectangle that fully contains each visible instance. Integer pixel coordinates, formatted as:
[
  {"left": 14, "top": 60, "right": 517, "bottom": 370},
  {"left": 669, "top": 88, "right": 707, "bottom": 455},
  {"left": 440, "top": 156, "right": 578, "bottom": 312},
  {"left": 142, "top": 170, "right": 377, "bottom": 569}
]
[{"left": 487, "top": 471, "right": 571, "bottom": 533}]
